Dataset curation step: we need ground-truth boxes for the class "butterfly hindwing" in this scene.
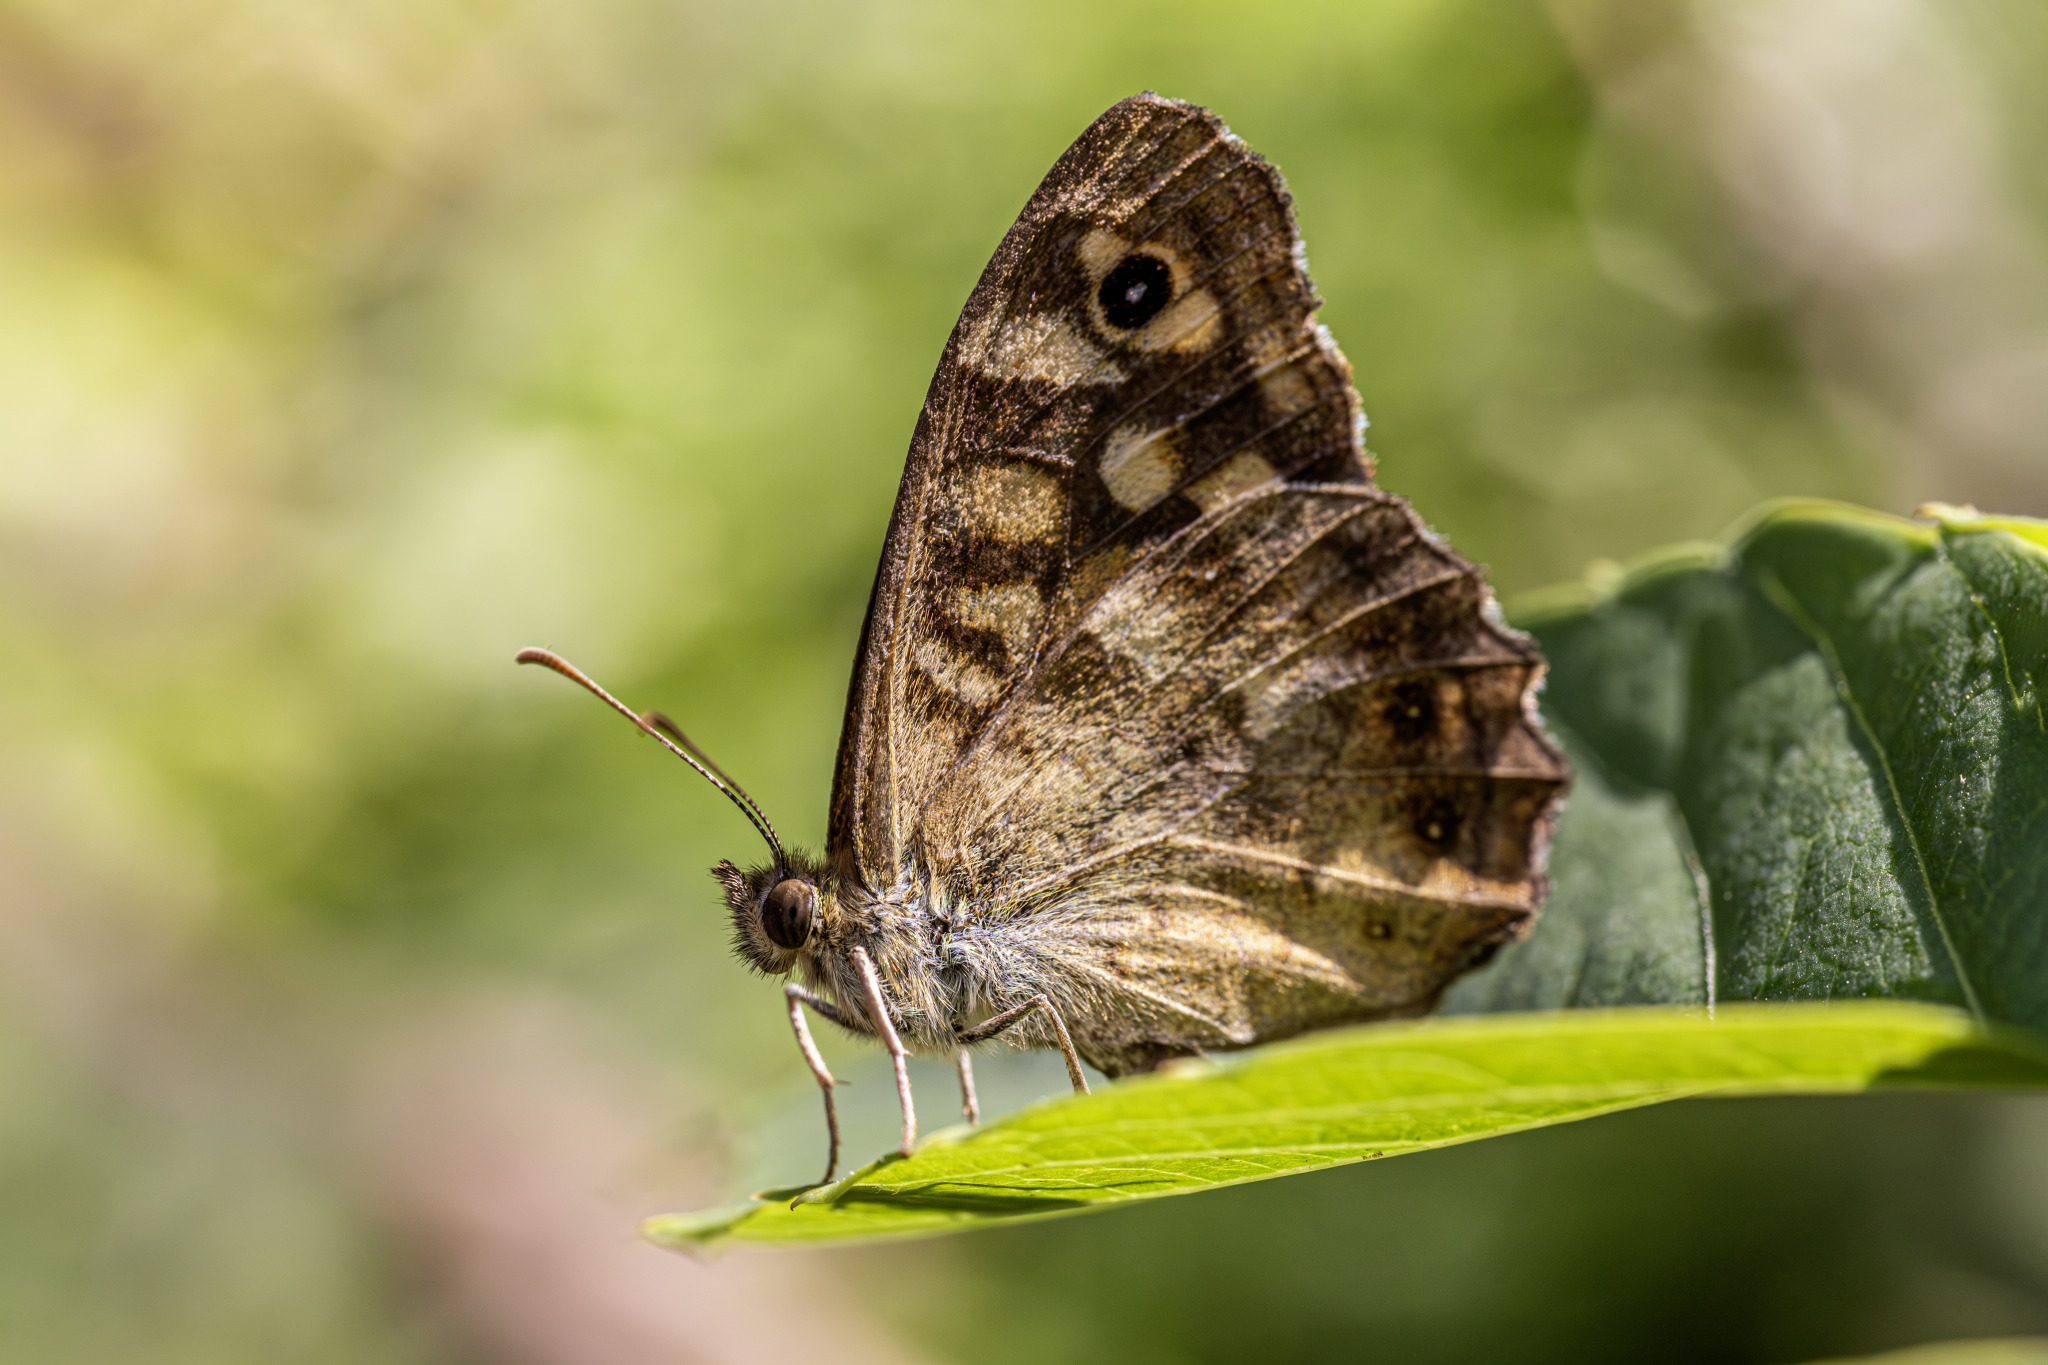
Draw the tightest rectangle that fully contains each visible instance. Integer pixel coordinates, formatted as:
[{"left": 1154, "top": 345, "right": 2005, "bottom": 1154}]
[{"left": 829, "top": 94, "right": 1568, "bottom": 1074}]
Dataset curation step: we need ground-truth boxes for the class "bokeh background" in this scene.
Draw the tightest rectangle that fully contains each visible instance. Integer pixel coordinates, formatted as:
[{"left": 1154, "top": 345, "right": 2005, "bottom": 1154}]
[{"left": 6, "top": 0, "right": 2048, "bottom": 1361}]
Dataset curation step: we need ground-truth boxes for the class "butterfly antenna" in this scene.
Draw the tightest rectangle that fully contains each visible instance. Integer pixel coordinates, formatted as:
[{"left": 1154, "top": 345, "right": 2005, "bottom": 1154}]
[
  {"left": 640, "top": 709, "right": 781, "bottom": 856},
  {"left": 515, "top": 647, "right": 787, "bottom": 870}
]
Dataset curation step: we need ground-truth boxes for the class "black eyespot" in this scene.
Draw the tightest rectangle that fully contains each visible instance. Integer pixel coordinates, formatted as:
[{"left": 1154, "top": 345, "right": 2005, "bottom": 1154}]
[
  {"left": 1385, "top": 679, "right": 1439, "bottom": 747},
  {"left": 1414, "top": 799, "right": 1462, "bottom": 852},
  {"left": 760, "top": 877, "right": 816, "bottom": 950},
  {"left": 1098, "top": 253, "right": 1174, "bottom": 330}
]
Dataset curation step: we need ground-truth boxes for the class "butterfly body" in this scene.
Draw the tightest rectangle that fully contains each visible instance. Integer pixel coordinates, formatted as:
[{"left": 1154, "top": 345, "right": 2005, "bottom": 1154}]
[
  {"left": 534, "top": 93, "right": 1567, "bottom": 1180},
  {"left": 710, "top": 95, "right": 1566, "bottom": 1103}
]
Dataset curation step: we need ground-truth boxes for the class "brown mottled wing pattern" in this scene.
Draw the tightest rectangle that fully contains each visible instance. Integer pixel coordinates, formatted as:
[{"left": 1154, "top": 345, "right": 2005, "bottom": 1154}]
[{"left": 830, "top": 94, "right": 1568, "bottom": 1075}]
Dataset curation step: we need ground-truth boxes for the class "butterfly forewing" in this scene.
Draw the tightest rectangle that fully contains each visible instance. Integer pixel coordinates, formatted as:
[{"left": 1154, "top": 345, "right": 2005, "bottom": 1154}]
[{"left": 829, "top": 94, "right": 1568, "bottom": 1075}]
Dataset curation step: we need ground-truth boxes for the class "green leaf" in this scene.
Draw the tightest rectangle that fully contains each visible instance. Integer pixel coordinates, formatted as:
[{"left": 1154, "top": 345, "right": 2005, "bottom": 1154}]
[
  {"left": 646, "top": 1002, "right": 2048, "bottom": 1248},
  {"left": 1471, "top": 500, "right": 2048, "bottom": 1029},
  {"left": 649, "top": 501, "right": 2048, "bottom": 1249}
]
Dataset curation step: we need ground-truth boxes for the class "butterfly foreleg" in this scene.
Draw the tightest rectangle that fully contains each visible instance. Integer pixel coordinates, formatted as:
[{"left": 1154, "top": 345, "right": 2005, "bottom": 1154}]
[
  {"left": 848, "top": 944, "right": 918, "bottom": 1158},
  {"left": 782, "top": 982, "right": 848, "bottom": 1183},
  {"left": 955, "top": 995, "right": 1091, "bottom": 1097}
]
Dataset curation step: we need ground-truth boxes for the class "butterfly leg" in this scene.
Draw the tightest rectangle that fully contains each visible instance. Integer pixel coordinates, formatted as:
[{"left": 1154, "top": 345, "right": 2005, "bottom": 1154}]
[
  {"left": 955, "top": 1049, "right": 980, "bottom": 1126},
  {"left": 848, "top": 944, "right": 917, "bottom": 1157},
  {"left": 783, "top": 983, "right": 849, "bottom": 1183},
  {"left": 956, "top": 995, "right": 1091, "bottom": 1096}
]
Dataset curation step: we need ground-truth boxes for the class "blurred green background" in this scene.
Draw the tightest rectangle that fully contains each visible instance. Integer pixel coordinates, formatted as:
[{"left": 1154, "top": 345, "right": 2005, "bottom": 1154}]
[{"left": 5, "top": 0, "right": 2048, "bottom": 1361}]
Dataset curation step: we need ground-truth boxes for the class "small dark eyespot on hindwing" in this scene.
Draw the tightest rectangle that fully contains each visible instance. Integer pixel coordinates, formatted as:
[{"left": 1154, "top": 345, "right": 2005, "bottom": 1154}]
[
  {"left": 1384, "top": 678, "right": 1440, "bottom": 747},
  {"left": 1098, "top": 253, "right": 1173, "bottom": 329},
  {"left": 761, "top": 878, "right": 816, "bottom": 950},
  {"left": 1414, "top": 798, "right": 1463, "bottom": 853}
]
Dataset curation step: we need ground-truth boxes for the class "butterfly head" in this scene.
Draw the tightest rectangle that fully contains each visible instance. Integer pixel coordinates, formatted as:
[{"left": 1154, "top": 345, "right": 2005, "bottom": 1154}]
[
  {"left": 717, "top": 855, "right": 834, "bottom": 974},
  {"left": 511, "top": 649, "right": 836, "bottom": 974}
]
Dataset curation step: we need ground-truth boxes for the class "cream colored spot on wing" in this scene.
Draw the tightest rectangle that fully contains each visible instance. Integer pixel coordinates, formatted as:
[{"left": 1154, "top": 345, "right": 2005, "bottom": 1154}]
[
  {"left": 981, "top": 313, "right": 1124, "bottom": 386},
  {"left": 950, "top": 580, "right": 1045, "bottom": 660},
  {"left": 1259, "top": 360, "right": 1317, "bottom": 417},
  {"left": 1132, "top": 286, "right": 1223, "bottom": 355},
  {"left": 1099, "top": 423, "right": 1182, "bottom": 512},
  {"left": 1184, "top": 451, "right": 1279, "bottom": 512},
  {"left": 1077, "top": 227, "right": 1130, "bottom": 277},
  {"left": 913, "top": 635, "right": 1003, "bottom": 710},
  {"left": 1083, "top": 578, "right": 1198, "bottom": 684},
  {"left": 959, "top": 461, "right": 1065, "bottom": 543}
]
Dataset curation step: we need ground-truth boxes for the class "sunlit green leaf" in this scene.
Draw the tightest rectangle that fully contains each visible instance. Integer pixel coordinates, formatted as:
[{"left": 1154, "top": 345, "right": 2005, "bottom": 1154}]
[{"left": 645, "top": 1002, "right": 2048, "bottom": 1247}]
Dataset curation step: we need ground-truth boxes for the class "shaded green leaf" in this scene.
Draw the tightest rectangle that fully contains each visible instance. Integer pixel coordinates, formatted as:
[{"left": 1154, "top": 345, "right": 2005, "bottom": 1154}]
[{"left": 1472, "top": 501, "right": 2048, "bottom": 1029}]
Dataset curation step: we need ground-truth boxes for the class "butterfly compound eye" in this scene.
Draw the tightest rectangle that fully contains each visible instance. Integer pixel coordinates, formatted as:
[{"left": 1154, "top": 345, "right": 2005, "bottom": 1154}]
[
  {"left": 1098, "top": 253, "right": 1174, "bottom": 329},
  {"left": 760, "top": 878, "right": 817, "bottom": 950}
]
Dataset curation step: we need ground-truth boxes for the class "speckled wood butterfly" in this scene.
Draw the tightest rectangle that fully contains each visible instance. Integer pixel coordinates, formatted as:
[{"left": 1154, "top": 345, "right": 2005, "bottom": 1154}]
[{"left": 521, "top": 93, "right": 1568, "bottom": 1183}]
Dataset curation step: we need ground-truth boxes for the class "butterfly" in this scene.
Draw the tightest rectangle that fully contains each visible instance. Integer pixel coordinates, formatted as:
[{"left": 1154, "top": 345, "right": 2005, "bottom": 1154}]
[{"left": 520, "top": 92, "right": 1568, "bottom": 1184}]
